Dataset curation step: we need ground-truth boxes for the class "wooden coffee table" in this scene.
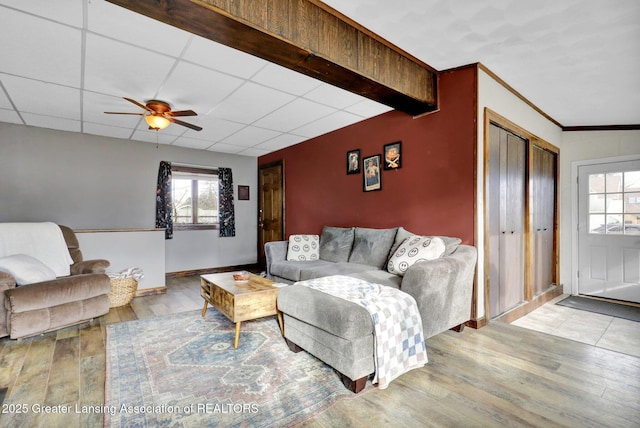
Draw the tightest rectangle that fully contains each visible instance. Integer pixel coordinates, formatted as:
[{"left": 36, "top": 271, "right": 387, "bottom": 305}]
[{"left": 200, "top": 272, "right": 283, "bottom": 349}]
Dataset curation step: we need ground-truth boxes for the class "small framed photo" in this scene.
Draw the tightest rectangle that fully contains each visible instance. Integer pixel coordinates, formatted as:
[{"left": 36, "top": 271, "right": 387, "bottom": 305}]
[
  {"left": 363, "top": 154, "right": 382, "bottom": 192},
  {"left": 346, "top": 149, "right": 361, "bottom": 174},
  {"left": 238, "top": 185, "right": 250, "bottom": 200},
  {"left": 383, "top": 141, "right": 402, "bottom": 170}
]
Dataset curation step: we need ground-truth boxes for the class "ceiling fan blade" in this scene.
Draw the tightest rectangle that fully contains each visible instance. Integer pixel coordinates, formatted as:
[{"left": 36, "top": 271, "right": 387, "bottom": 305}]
[
  {"left": 168, "top": 109, "right": 197, "bottom": 117},
  {"left": 124, "top": 97, "right": 154, "bottom": 112},
  {"left": 104, "top": 112, "right": 144, "bottom": 115},
  {"left": 171, "top": 118, "right": 203, "bottom": 131}
]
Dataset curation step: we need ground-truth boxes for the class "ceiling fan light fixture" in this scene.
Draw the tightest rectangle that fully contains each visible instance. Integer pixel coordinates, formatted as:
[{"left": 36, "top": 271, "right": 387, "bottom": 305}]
[{"left": 145, "top": 114, "right": 170, "bottom": 130}]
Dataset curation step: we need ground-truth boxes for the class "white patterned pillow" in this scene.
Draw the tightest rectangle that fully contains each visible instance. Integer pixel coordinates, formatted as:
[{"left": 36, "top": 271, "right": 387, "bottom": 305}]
[
  {"left": 286, "top": 235, "right": 320, "bottom": 261},
  {"left": 387, "top": 236, "right": 446, "bottom": 276}
]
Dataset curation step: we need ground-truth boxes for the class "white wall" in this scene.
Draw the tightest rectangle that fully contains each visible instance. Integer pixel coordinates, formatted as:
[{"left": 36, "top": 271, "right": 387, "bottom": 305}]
[
  {"left": 477, "top": 68, "right": 563, "bottom": 320},
  {"left": 559, "top": 130, "right": 640, "bottom": 293},
  {"left": 0, "top": 122, "right": 258, "bottom": 274}
]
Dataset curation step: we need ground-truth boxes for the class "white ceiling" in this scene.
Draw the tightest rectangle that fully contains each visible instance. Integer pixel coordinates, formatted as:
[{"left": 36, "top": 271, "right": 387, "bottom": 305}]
[{"left": 1, "top": 1, "right": 638, "bottom": 158}]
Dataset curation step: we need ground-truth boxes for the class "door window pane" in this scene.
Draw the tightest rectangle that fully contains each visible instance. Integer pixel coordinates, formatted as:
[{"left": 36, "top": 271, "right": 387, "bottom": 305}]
[{"left": 588, "top": 170, "right": 640, "bottom": 235}]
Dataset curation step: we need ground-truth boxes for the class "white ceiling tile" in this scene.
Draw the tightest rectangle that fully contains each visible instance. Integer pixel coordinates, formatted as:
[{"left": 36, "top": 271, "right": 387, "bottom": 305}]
[
  {"left": 221, "top": 126, "right": 281, "bottom": 147},
  {"left": 2, "top": 74, "right": 80, "bottom": 120},
  {"left": 344, "top": 100, "right": 393, "bottom": 117},
  {"left": 84, "top": 33, "right": 176, "bottom": 96},
  {"left": 251, "top": 63, "right": 323, "bottom": 95},
  {"left": 0, "top": 8, "right": 81, "bottom": 87},
  {"left": 171, "top": 137, "right": 214, "bottom": 150},
  {"left": 303, "top": 83, "right": 368, "bottom": 109},
  {"left": 83, "top": 122, "right": 135, "bottom": 140},
  {"left": 292, "top": 111, "right": 364, "bottom": 139},
  {"left": 237, "top": 147, "right": 269, "bottom": 157},
  {"left": 21, "top": 113, "right": 80, "bottom": 133},
  {"left": 157, "top": 61, "right": 245, "bottom": 116},
  {"left": 209, "top": 82, "right": 296, "bottom": 124},
  {"left": 87, "top": 0, "right": 192, "bottom": 57},
  {"left": 0, "top": 81, "right": 13, "bottom": 109},
  {"left": 131, "top": 129, "right": 179, "bottom": 145},
  {"left": 254, "top": 134, "right": 308, "bottom": 151},
  {"left": 180, "top": 116, "right": 245, "bottom": 142},
  {"left": 83, "top": 91, "right": 143, "bottom": 128},
  {"left": 254, "top": 98, "right": 336, "bottom": 132},
  {"left": 206, "top": 143, "right": 245, "bottom": 154},
  {"left": 0, "top": 0, "right": 83, "bottom": 28},
  {"left": 183, "top": 35, "right": 267, "bottom": 78},
  {"left": 0, "top": 108, "right": 22, "bottom": 124}
]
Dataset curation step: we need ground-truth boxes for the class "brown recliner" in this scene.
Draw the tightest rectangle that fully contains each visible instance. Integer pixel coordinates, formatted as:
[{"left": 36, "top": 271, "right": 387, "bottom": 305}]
[{"left": 0, "top": 225, "right": 111, "bottom": 339}]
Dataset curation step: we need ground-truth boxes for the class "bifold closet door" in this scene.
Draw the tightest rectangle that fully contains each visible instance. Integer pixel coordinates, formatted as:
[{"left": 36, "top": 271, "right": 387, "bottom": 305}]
[
  {"left": 489, "top": 124, "right": 526, "bottom": 317},
  {"left": 531, "top": 146, "right": 556, "bottom": 296}
]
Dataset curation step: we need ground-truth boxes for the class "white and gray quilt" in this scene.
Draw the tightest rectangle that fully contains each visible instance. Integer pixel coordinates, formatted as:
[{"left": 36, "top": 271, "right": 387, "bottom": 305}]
[{"left": 295, "top": 275, "right": 428, "bottom": 389}]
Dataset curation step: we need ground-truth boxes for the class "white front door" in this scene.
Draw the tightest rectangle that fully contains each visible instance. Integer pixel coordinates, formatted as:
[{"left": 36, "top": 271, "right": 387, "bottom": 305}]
[{"left": 577, "top": 159, "right": 640, "bottom": 303}]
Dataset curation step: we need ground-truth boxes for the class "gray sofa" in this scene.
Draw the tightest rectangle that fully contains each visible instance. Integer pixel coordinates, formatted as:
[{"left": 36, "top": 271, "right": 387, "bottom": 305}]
[{"left": 268, "top": 226, "right": 477, "bottom": 392}]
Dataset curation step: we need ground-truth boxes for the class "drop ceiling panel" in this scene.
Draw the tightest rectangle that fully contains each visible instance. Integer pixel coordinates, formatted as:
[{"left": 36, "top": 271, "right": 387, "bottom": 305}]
[
  {"left": 303, "top": 84, "right": 370, "bottom": 110},
  {"left": 0, "top": 8, "right": 81, "bottom": 87},
  {"left": 292, "top": 111, "right": 364, "bottom": 139},
  {"left": 131, "top": 129, "right": 179, "bottom": 145},
  {"left": 0, "top": 82, "right": 14, "bottom": 109},
  {"left": 254, "top": 133, "right": 308, "bottom": 152},
  {"left": 345, "top": 100, "right": 393, "bottom": 117},
  {"left": 0, "top": 0, "right": 83, "bottom": 28},
  {"left": 179, "top": 117, "right": 244, "bottom": 143},
  {"left": 84, "top": 33, "right": 177, "bottom": 96},
  {"left": 250, "top": 63, "right": 323, "bottom": 95},
  {"left": 87, "top": 0, "right": 192, "bottom": 57},
  {"left": 209, "top": 82, "right": 296, "bottom": 124},
  {"left": 21, "top": 113, "right": 80, "bottom": 133},
  {"left": 183, "top": 35, "right": 268, "bottom": 79},
  {"left": 2, "top": 74, "right": 80, "bottom": 120},
  {"left": 0, "top": 109, "right": 22, "bottom": 124},
  {"left": 170, "top": 137, "right": 215, "bottom": 150},
  {"left": 82, "top": 91, "right": 142, "bottom": 127},
  {"left": 238, "top": 147, "right": 269, "bottom": 157},
  {"left": 221, "top": 126, "right": 282, "bottom": 147},
  {"left": 205, "top": 142, "right": 245, "bottom": 154},
  {"left": 254, "top": 98, "right": 337, "bottom": 132},
  {"left": 157, "top": 61, "right": 245, "bottom": 115},
  {"left": 83, "top": 122, "right": 136, "bottom": 140}
]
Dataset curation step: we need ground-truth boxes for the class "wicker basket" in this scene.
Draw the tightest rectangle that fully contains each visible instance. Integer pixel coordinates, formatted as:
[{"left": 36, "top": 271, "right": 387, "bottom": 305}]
[{"left": 108, "top": 277, "right": 138, "bottom": 308}]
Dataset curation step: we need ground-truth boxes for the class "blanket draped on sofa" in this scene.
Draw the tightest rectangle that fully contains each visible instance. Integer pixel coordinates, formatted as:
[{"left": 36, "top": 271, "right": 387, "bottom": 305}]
[{"left": 295, "top": 275, "right": 428, "bottom": 389}]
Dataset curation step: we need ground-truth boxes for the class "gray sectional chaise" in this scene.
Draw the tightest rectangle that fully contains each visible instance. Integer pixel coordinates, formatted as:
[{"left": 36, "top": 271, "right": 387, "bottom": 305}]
[{"left": 266, "top": 226, "right": 477, "bottom": 392}]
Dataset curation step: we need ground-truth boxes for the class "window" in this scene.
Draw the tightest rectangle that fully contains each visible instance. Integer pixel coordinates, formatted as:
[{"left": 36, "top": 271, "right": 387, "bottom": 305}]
[
  {"left": 588, "top": 170, "right": 640, "bottom": 235},
  {"left": 171, "top": 166, "right": 218, "bottom": 229}
]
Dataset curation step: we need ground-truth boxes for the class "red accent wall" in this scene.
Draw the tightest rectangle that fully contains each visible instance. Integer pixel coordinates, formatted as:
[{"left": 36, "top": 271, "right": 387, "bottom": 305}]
[{"left": 259, "top": 66, "right": 477, "bottom": 245}]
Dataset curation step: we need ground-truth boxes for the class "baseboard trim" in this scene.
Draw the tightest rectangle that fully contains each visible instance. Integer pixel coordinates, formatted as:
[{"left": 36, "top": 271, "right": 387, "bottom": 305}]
[
  {"left": 135, "top": 286, "right": 167, "bottom": 297},
  {"left": 495, "top": 285, "right": 564, "bottom": 324},
  {"left": 165, "top": 263, "right": 262, "bottom": 278}
]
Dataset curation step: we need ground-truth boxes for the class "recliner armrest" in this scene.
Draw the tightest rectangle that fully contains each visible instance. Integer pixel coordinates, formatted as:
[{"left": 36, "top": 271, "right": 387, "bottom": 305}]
[
  {"left": 0, "top": 271, "right": 17, "bottom": 289},
  {"left": 4, "top": 274, "right": 111, "bottom": 313},
  {"left": 71, "top": 259, "right": 110, "bottom": 275}
]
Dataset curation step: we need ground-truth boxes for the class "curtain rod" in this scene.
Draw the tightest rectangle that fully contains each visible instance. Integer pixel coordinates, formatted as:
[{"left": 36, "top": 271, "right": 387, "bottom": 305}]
[{"left": 171, "top": 161, "right": 219, "bottom": 170}]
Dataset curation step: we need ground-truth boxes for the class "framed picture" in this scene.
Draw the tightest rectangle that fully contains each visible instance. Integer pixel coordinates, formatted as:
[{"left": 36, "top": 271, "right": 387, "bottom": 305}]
[
  {"left": 383, "top": 141, "right": 402, "bottom": 170},
  {"left": 346, "top": 149, "right": 361, "bottom": 174},
  {"left": 237, "top": 185, "right": 250, "bottom": 200},
  {"left": 363, "top": 154, "right": 382, "bottom": 192}
]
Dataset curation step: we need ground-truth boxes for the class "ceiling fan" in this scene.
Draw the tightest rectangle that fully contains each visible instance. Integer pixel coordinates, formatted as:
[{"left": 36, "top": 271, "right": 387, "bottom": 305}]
[{"left": 105, "top": 97, "right": 203, "bottom": 131}]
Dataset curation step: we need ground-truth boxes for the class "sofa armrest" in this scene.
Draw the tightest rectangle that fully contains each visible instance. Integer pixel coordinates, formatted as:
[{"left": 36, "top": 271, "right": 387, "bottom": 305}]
[
  {"left": 0, "top": 271, "right": 17, "bottom": 289},
  {"left": 71, "top": 259, "right": 110, "bottom": 275},
  {"left": 4, "top": 274, "right": 112, "bottom": 314},
  {"left": 264, "top": 241, "right": 288, "bottom": 278},
  {"left": 400, "top": 245, "right": 477, "bottom": 338}
]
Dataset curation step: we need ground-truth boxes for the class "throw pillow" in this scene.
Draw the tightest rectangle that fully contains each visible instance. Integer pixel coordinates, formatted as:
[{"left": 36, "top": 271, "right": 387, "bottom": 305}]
[
  {"left": 286, "top": 235, "right": 320, "bottom": 261},
  {"left": 348, "top": 227, "right": 398, "bottom": 268},
  {"left": 319, "top": 226, "right": 355, "bottom": 263},
  {"left": 0, "top": 254, "right": 57, "bottom": 285},
  {"left": 387, "top": 236, "right": 446, "bottom": 276}
]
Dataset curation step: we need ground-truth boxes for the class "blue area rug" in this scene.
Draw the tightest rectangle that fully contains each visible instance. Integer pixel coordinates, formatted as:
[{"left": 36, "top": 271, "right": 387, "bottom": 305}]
[{"left": 105, "top": 310, "right": 368, "bottom": 427}]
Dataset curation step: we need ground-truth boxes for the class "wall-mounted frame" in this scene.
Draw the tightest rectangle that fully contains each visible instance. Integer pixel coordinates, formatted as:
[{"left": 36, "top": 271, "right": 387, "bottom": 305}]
[
  {"left": 347, "top": 149, "right": 361, "bottom": 174},
  {"left": 363, "top": 154, "right": 382, "bottom": 192},
  {"left": 383, "top": 141, "right": 402, "bottom": 170},
  {"left": 238, "top": 185, "right": 250, "bottom": 200}
]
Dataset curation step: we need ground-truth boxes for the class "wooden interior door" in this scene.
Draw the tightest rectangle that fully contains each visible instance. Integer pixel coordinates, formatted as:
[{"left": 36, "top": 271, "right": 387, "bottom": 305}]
[
  {"left": 258, "top": 160, "right": 285, "bottom": 267},
  {"left": 531, "top": 146, "right": 557, "bottom": 296},
  {"left": 489, "top": 124, "right": 526, "bottom": 317}
]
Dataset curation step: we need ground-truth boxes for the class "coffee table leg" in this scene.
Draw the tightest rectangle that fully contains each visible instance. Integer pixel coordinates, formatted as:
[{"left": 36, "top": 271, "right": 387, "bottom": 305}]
[
  {"left": 277, "top": 311, "right": 284, "bottom": 336},
  {"left": 201, "top": 300, "right": 208, "bottom": 318},
  {"left": 234, "top": 322, "right": 241, "bottom": 349}
]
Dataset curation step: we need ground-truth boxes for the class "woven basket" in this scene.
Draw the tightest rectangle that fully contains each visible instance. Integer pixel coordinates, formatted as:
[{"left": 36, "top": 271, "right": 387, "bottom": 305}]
[{"left": 108, "top": 277, "right": 138, "bottom": 308}]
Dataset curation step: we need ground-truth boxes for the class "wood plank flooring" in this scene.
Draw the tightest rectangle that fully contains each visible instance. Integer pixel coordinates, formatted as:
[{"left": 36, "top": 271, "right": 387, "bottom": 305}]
[{"left": 1, "top": 275, "right": 638, "bottom": 427}]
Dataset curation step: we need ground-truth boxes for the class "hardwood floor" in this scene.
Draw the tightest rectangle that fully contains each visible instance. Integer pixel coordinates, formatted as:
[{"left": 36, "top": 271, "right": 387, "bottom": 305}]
[{"left": 1, "top": 276, "right": 638, "bottom": 427}]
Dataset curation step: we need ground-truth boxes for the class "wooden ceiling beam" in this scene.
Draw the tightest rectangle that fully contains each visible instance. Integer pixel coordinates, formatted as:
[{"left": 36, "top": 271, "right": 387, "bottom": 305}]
[{"left": 106, "top": 0, "right": 438, "bottom": 115}]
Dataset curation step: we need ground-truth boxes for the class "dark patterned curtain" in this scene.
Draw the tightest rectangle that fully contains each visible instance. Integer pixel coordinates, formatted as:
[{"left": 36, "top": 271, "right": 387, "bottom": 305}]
[
  {"left": 218, "top": 167, "right": 236, "bottom": 237},
  {"left": 156, "top": 161, "right": 173, "bottom": 239}
]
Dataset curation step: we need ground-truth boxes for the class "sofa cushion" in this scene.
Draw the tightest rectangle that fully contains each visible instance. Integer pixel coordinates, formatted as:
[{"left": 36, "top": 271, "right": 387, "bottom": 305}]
[
  {"left": 0, "top": 254, "right": 56, "bottom": 286},
  {"left": 387, "top": 236, "right": 446, "bottom": 276},
  {"left": 270, "top": 259, "right": 332, "bottom": 282},
  {"left": 319, "top": 226, "right": 355, "bottom": 263},
  {"left": 286, "top": 234, "right": 320, "bottom": 261},
  {"left": 437, "top": 236, "right": 463, "bottom": 256},
  {"left": 299, "top": 262, "right": 375, "bottom": 281},
  {"left": 348, "top": 227, "right": 398, "bottom": 268},
  {"left": 348, "top": 270, "right": 402, "bottom": 289}
]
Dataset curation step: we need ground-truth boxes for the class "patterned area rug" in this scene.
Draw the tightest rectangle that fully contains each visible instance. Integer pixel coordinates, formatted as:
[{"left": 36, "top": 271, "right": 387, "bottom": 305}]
[{"left": 105, "top": 310, "right": 368, "bottom": 427}]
